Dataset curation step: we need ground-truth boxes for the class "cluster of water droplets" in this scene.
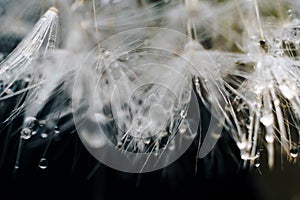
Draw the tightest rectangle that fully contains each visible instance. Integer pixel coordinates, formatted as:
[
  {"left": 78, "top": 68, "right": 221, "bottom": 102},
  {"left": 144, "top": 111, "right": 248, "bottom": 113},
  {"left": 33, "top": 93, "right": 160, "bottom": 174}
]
[
  {"left": 78, "top": 47, "right": 195, "bottom": 156},
  {"left": 225, "top": 8, "right": 300, "bottom": 169},
  {"left": 1, "top": 0, "right": 300, "bottom": 175},
  {"left": 14, "top": 116, "right": 62, "bottom": 171},
  {"left": 0, "top": 7, "right": 62, "bottom": 174}
]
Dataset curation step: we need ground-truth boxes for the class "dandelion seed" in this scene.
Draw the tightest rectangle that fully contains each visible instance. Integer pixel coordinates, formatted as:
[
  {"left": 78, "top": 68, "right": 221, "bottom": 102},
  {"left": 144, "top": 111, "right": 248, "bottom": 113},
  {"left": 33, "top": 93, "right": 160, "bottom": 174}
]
[
  {"left": 1, "top": 0, "right": 299, "bottom": 180},
  {"left": 222, "top": 1, "right": 300, "bottom": 169},
  {"left": 0, "top": 6, "right": 59, "bottom": 82}
]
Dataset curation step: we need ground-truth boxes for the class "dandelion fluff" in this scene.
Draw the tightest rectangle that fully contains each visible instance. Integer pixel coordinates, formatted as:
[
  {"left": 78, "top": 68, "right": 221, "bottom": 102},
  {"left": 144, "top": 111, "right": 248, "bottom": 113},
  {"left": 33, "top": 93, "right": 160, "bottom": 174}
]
[{"left": 222, "top": 1, "right": 300, "bottom": 169}]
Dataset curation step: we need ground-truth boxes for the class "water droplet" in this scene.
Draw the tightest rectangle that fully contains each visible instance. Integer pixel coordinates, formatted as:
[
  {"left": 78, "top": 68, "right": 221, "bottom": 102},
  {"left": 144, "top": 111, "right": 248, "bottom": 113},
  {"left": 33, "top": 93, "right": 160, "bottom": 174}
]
[
  {"left": 260, "top": 113, "right": 273, "bottom": 127},
  {"left": 288, "top": 9, "right": 293, "bottom": 18},
  {"left": 54, "top": 126, "right": 60, "bottom": 134},
  {"left": 4, "top": 88, "right": 13, "bottom": 95},
  {"left": 246, "top": 142, "right": 252, "bottom": 151},
  {"left": 158, "top": 131, "right": 168, "bottom": 138},
  {"left": 241, "top": 152, "right": 249, "bottom": 160},
  {"left": 254, "top": 157, "right": 260, "bottom": 167},
  {"left": 38, "top": 158, "right": 48, "bottom": 169},
  {"left": 290, "top": 147, "right": 299, "bottom": 158},
  {"left": 101, "top": 49, "right": 110, "bottom": 58},
  {"left": 23, "top": 76, "right": 31, "bottom": 83},
  {"left": 39, "top": 120, "right": 46, "bottom": 126},
  {"left": 168, "top": 140, "right": 175, "bottom": 151},
  {"left": 124, "top": 55, "right": 130, "bottom": 61},
  {"left": 40, "top": 133, "right": 48, "bottom": 138},
  {"left": 265, "top": 134, "right": 274, "bottom": 143},
  {"left": 179, "top": 120, "right": 188, "bottom": 134},
  {"left": 180, "top": 110, "right": 187, "bottom": 118},
  {"left": 32, "top": 131, "right": 38, "bottom": 135},
  {"left": 279, "top": 84, "right": 294, "bottom": 100},
  {"left": 237, "top": 139, "right": 247, "bottom": 150},
  {"left": 20, "top": 127, "right": 32, "bottom": 140},
  {"left": 144, "top": 138, "right": 151, "bottom": 145},
  {"left": 273, "top": 50, "right": 283, "bottom": 57},
  {"left": 117, "top": 141, "right": 123, "bottom": 148},
  {"left": 273, "top": 99, "right": 280, "bottom": 106}
]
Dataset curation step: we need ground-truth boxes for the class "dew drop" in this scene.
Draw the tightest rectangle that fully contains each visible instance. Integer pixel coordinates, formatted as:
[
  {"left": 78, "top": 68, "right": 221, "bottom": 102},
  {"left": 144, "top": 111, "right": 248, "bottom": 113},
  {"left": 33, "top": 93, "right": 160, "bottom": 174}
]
[
  {"left": 101, "top": 49, "right": 110, "bottom": 58},
  {"left": 290, "top": 147, "right": 299, "bottom": 158},
  {"left": 288, "top": 9, "right": 293, "bottom": 18},
  {"left": 54, "top": 126, "right": 60, "bottom": 134},
  {"left": 274, "top": 50, "right": 283, "bottom": 57},
  {"left": 168, "top": 140, "right": 175, "bottom": 151},
  {"left": 254, "top": 156, "right": 260, "bottom": 167},
  {"left": 260, "top": 113, "right": 273, "bottom": 127},
  {"left": 20, "top": 127, "right": 32, "bottom": 140},
  {"left": 117, "top": 141, "right": 123, "bottom": 148},
  {"left": 273, "top": 99, "right": 280, "bottom": 106},
  {"left": 179, "top": 120, "right": 188, "bottom": 134},
  {"left": 158, "top": 131, "right": 168, "bottom": 138},
  {"left": 24, "top": 116, "right": 37, "bottom": 125},
  {"left": 180, "top": 110, "right": 187, "bottom": 118},
  {"left": 39, "top": 120, "right": 46, "bottom": 126},
  {"left": 279, "top": 84, "right": 294, "bottom": 100},
  {"left": 4, "top": 88, "right": 13, "bottom": 95},
  {"left": 237, "top": 139, "right": 247, "bottom": 150},
  {"left": 241, "top": 152, "right": 249, "bottom": 160},
  {"left": 265, "top": 134, "right": 274, "bottom": 143},
  {"left": 124, "top": 55, "right": 130, "bottom": 61},
  {"left": 32, "top": 131, "right": 38, "bottom": 136},
  {"left": 41, "top": 16, "right": 47, "bottom": 21},
  {"left": 40, "top": 132, "right": 48, "bottom": 138},
  {"left": 38, "top": 158, "right": 48, "bottom": 169},
  {"left": 144, "top": 138, "right": 151, "bottom": 145}
]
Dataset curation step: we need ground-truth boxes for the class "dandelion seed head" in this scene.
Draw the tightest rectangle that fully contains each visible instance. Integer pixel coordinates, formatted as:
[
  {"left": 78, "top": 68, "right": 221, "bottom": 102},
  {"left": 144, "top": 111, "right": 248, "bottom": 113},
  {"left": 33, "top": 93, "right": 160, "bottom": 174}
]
[{"left": 1, "top": 0, "right": 299, "bottom": 178}]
